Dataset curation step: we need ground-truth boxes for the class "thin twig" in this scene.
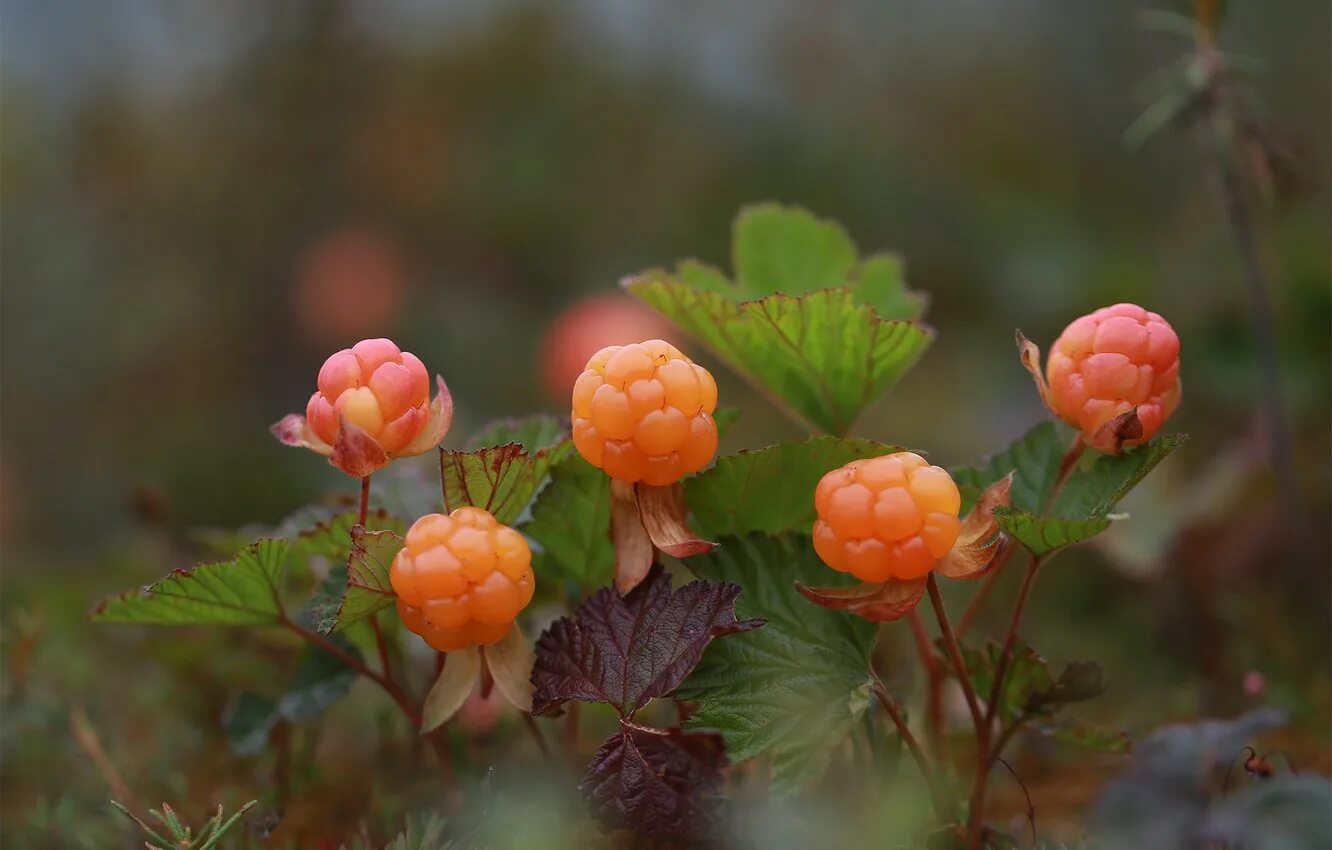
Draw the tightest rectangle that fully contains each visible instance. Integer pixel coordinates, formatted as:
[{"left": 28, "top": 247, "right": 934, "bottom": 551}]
[
  {"left": 280, "top": 617, "right": 421, "bottom": 727},
  {"left": 358, "top": 475, "right": 371, "bottom": 525},
  {"left": 906, "top": 609, "right": 945, "bottom": 752},
  {"left": 521, "top": 712, "right": 553, "bottom": 760},
  {"left": 927, "top": 575, "right": 984, "bottom": 735},
  {"left": 870, "top": 677, "right": 956, "bottom": 823}
]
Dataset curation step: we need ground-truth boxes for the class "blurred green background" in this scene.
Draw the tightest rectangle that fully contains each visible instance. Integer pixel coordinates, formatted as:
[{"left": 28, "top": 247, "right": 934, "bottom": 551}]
[{"left": 2, "top": 1, "right": 1328, "bottom": 847}]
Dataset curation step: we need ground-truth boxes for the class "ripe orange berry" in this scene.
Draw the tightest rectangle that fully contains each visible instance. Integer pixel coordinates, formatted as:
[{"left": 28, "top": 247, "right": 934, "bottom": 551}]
[
  {"left": 1046, "top": 303, "right": 1180, "bottom": 446},
  {"left": 570, "top": 339, "right": 719, "bottom": 486},
  {"left": 390, "top": 507, "right": 536, "bottom": 652},
  {"left": 306, "top": 338, "right": 431, "bottom": 453},
  {"left": 813, "top": 452, "right": 961, "bottom": 582}
]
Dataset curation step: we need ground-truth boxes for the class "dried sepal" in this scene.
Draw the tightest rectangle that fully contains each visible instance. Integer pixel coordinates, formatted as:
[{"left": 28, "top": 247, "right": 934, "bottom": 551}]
[
  {"left": 1016, "top": 330, "right": 1053, "bottom": 410},
  {"left": 421, "top": 644, "right": 482, "bottom": 733},
  {"left": 399, "top": 375, "right": 454, "bottom": 457},
  {"left": 635, "top": 482, "right": 718, "bottom": 559},
  {"left": 936, "top": 472, "right": 1013, "bottom": 580},
  {"left": 330, "top": 418, "right": 390, "bottom": 478},
  {"left": 794, "top": 576, "right": 927, "bottom": 622},
  {"left": 481, "top": 624, "right": 535, "bottom": 713},
  {"left": 611, "top": 479, "right": 654, "bottom": 593},
  {"left": 1087, "top": 407, "right": 1144, "bottom": 455},
  {"left": 269, "top": 413, "right": 333, "bottom": 456}
]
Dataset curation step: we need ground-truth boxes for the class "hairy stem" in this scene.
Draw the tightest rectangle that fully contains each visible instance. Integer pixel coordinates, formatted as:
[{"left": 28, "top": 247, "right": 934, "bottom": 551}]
[{"left": 927, "top": 575, "right": 984, "bottom": 735}]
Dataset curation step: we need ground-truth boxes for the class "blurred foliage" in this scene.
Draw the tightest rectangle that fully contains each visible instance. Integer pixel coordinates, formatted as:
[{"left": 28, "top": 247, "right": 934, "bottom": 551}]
[{"left": 1, "top": 0, "right": 1328, "bottom": 846}]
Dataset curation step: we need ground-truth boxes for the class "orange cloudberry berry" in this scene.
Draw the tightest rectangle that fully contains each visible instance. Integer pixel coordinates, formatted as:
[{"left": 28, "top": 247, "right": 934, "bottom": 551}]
[
  {"left": 813, "top": 452, "right": 962, "bottom": 582},
  {"left": 1045, "top": 303, "right": 1180, "bottom": 447},
  {"left": 570, "top": 339, "right": 719, "bottom": 486},
  {"left": 390, "top": 507, "right": 536, "bottom": 653},
  {"left": 306, "top": 338, "right": 432, "bottom": 454}
]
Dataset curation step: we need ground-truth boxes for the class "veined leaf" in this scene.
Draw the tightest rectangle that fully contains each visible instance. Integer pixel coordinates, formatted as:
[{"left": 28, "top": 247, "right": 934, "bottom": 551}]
[
  {"left": 440, "top": 415, "right": 573, "bottom": 525},
  {"left": 521, "top": 455, "right": 614, "bottom": 590},
  {"left": 685, "top": 436, "right": 904, "bottom": 540},
  {"left": 465, "top": 415, "right": 568, "bottom": 453},
  {"left": 954, "top": 425, "right": 1186, "bottom": 556},
  {"left": 320, "top": 528, "right": 403, "bottom": 634},
  {"left": 92, "top": 539, "right": 291, "bottom": 626},
  {"left": 677, "top": 534, "right": 878, "bottom": 794},
  {"left": 626, "top": 204, "right": 931, "bottom": 435}
]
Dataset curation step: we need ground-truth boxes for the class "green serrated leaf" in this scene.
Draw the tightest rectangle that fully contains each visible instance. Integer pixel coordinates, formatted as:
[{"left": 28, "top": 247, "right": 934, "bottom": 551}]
[
  {"left": 993, "top": 506, "right": 1113, "bottom": 557},
  {"left": 677, "top": 534, "right": 877, "bottom": 795},
  {"left": 685, "top": 437, "right": 905, "bottom": 539},
  {"left": 628, "top": 279, "right": 931, "bottom": 435},
  {"left": 959, "top": 639, "right": 1053, "bottom": 725},
  {"left": 323, "top": 529, "right": 403, "bottom": 634},
  {"left": 954, "top": 429, "right": 1184, "bottom": 556},
  {"left": 465, "top": 414, "right": 568, "bottom": 453},
  {"left": 627, "top": 204, "right": 931, "bottom": 435},
  {"left": 521, "top": 454, "right": 614, "bottom": 590},
  {"left": 1055, "top": 434, "right": 1189, "bottom": 518},
  {"left": 733, "top": 203, "right": 858, "bottom": 297},
  {"left": 441, "top": 417, "right": 573, "bottom": 525},
  {"left": 93, "top": 539, "right": 291, "bottom": 625},
  {"left": 952, "top": 422, "right": 1065, "bottom": 515}
]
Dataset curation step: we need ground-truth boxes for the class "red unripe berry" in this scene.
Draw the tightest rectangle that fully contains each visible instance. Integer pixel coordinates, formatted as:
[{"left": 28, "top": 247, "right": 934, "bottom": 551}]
[
  {"left": 813, "top": 452, "right": 962, "bottom": 582},
  {"left": 390, "top": 507, "right": 536, "bottom": 652},
  {"left": 1045, "top": 304, "right": 1180, "bottom": 447},
  {"left": 571, "top": 339, "right": 719, "bottom": 486}
]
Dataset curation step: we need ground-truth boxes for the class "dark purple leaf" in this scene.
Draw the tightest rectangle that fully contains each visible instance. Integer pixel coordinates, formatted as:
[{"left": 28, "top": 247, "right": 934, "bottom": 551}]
[
  {"left": 531, "top": 565, "right": 764, "bottom": 717},
  {"left": 582, "top": 722, "right": 726, "bottom": 842}
]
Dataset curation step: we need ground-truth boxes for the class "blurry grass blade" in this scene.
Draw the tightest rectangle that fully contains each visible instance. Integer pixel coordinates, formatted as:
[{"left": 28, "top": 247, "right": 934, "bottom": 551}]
[{"left": 1125, "top": 83, "right": 1199, "bottom": 149}]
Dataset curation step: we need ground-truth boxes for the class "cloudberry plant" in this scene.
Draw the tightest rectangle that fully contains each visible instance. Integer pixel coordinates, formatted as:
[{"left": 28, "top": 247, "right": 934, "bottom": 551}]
[
  {"left": 1045, "top": 303, "right": 1180, "bottom": 446},
  {"left": 390, "top": 507, "right": 536, "bottom": 652},
  {"left": 813, "top": 452, "right": 962, "bottom": 582},
  {"left": 570, "top": 339, "right": 719, "bottom": 485}
]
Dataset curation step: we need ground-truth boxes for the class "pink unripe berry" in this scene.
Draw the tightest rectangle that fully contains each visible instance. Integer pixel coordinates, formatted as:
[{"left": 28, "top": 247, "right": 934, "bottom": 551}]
[
  {"left": 1045, "top": 304, "right": 1180, "bottom": 447},
  {"left": 306, "top": 339, "right": 431, "bottom": 453}
]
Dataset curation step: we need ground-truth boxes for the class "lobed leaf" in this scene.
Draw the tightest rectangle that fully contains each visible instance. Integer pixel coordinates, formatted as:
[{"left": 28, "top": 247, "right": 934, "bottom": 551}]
[
  {"left": 530, "top": 565, "right": 763, "bottom": 718},
  {"left": 1057, "top": 433, "right": 1190, "bottom": 518},
  {"left": 441, "top": 415, "right": 573, "bottom": 525},
  {"left": 581, "top": 724, "right": 727, "bottom": 842},
  {"left": 993, "top": 507, "right": 1113, "bottom": 558},
  {"left": 625, "top": 203, "right": 931, "bottom": 435},
  {"left": 952, "top": 422, "right": 1064, "bottom": 515},
  {"left": 92, "top": 539, "right": 291, "bottom": 626},
  {"left": 685, "top": 436, "right": 904, "bottom": 540},
  {"left": 521, "top": 455, "right": 614, "bottom": 591},
  {"left": 677, "top": 534, "right": 878, "bottom": 794}
]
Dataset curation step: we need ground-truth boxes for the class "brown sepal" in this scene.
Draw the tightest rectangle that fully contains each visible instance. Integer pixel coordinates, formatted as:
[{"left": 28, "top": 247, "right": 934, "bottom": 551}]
[
  {"left": 611, "top": 479, "right": 654, "bottom": 594},
  {"left": 1016, "top": 330, "right": 1053, "bottom": 411},
  {"left": 794, "top": 576, "right": 927, "bottom": 622},
  {"left": 330, "top": 418, "right": 389, "bottom": 478},
  {"left": 635, "top": 482, "right": 718, "bottom": 560},
  {"left": 1087, "top": 407, "right": 1143, "bottom": 455},
  {"left": 936, "top": 473, "right": 1013, "bottom": 580}
]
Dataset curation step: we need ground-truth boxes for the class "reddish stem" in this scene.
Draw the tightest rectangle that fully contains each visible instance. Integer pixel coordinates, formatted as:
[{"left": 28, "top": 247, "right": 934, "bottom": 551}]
[
  {"left": 907, "top": 610, "right": 944, "bottom": 752},
  {"left": 927, "top": 575, "right": 984, "bottom": 736},
  {"left": 358, "top": 475, "right": 371, "bottom": 525},
  {"left": 281, "top": 617, "right": 421, "bottom": 727}
]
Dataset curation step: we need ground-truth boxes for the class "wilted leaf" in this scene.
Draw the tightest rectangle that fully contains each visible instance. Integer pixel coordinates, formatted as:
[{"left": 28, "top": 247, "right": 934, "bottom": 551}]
[
  {"left": 635, "top": 482, "right": 716, "bottom": 559},
  {"left": 936, "top": 474, "right": 1012, "bottom": 580},
  {"left": 795, "top": 576, "right": 927, "bottom": 622},
  {"left": 677, "top": 534, "right": 878, "bottom": 794},
  {"left": 610, "top": 479, "right": 653, "bottom": 594},
  {"left": 531, "top": 565, "right": 763, "bottom": 718},
  {"left": 441, "top": 415, "right": 573, "bottom": 525},
  {"left": 685, "top": 436, "right": 904, "bottom": 539},
  {"left": 331, "top": 418, "right": 390, "bottom": 479},
  {"left": 521, "top": 455, "right": 614, "bottom": 590},
  {"left": 422, "top": 645, "right": 482, "bottom": 733},
  {"left": 482, "top": 625, "right": 535, "bottom": 713},
  {"left": 625, "top": 204, "right": 931, "bottom": 435},
  {"left": 582, "top": 724, "right": 726, "bottom": 842},
  {"left": 92, "top": 539, "right": 291, "bottom": 626}
]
